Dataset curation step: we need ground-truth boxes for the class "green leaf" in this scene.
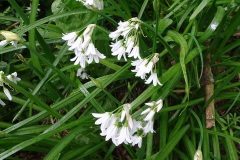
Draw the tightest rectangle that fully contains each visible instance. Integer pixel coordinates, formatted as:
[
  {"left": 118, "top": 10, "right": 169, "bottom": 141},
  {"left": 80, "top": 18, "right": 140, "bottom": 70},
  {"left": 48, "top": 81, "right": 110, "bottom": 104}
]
[
  {"left": 189, "top": 0, "right": 210, "bottom": 20},
  {"left": 153, "top": 125, "right": 190, "bottom": 160},
  {"left": 167, "top": 30, "right": 189, "bottom": 97}
]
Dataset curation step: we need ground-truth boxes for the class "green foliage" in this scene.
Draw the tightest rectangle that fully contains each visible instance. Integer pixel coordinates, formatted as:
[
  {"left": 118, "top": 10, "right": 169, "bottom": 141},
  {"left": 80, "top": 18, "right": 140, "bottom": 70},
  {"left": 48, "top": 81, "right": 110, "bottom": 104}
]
[{"left": 0, "top": 0, "right": 240, "bottom": 159}]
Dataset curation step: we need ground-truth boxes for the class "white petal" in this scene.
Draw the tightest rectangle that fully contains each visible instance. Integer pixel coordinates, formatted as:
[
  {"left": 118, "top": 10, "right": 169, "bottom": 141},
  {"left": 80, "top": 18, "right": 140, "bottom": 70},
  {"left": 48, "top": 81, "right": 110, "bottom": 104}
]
[
  {"left": 0, "top": 99, "right": 6, "bottom": 106},
  {"left": 141, "top": 108, "right": 151, "bottom": 115},
  {"left": 156, "top": 99, "right": 163, "bottom": 112},
  {"left": 3, "top": 87, "right": 12, "bottom": 100},
  {"left": 0, "top": 40, "right": 8, "bottom": 47},
  {"left": 144, "top": 110, "right": 155, "bottom": 121}
]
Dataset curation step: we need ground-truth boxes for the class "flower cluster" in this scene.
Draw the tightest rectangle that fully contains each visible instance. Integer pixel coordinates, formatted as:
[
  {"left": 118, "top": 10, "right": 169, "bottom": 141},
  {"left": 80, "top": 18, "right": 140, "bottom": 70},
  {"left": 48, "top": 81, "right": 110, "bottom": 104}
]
[
  {"left": 92, "top": 99, "right": 163, "bottom": 147},
  {"left": 0, "top": 31, "right": 20, "bottom": 47},
  {"left": 0, "top": 71, "right": 21, "bottom": 106},
  {"left": 132, "top": 53, "right": 162, "bottom": 86},
  {"left": 76, "top": 0, "right": 104, "bottom": 10},
  {"left": 62, "top": 24, "right": 106, "bottom": 68},
  {"left": 109, "top": 18, "right": 142, "bottom": 61},
  {"left": 109, "top": 18, "right": 162, "bottom": 86}
]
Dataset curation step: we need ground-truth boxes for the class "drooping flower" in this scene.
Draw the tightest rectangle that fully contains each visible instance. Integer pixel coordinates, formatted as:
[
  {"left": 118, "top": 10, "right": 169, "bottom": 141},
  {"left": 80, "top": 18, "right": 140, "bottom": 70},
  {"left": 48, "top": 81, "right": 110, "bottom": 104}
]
[
  {"left": 131, "top": 53, "right": 162, "bottom": 86},
  {"left": 145, "top": 72, "right": 162, "bottom": 86},
  {"left": 62, "top": 32, "right": 78, "bottom": 46},
  {"left": 141, "top": 99, "right": 163, "bottom": 120},
  {"left": 0, "top": 31, "right": 20, "bottom": 47},
  {"left": 76, "top": 68, "right": 89, "bottom": 79},
  {"left": 0, "top": 71, "right": 21, "bottom": 105},
  {"left": 62, "top": 24, "right": 106, "bottom": 68},
  {"left": 143, "top": 120, "right": 154, "bottom": 134},
  {"left": 145, "top": 99, "right": 163, "bottom": 112},
  {"left": 109, "top": 18, "right": 142, "bottom": 60},
  {"left": 76, "top": 0, "right": 104, "bottom": 10},
  {"left": 6, "top": 72, "right": 21, "bottom": 84},
  {"left": 131, "top": 135, "right": 142, "bottom": 148},
  {"left": 141, "top": 99, "right": 163, "bottom": 133}
]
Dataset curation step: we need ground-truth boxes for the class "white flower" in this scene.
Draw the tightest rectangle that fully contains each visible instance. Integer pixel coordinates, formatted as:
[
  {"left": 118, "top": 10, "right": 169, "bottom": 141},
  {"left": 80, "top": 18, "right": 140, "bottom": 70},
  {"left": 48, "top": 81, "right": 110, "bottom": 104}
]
[
  {"left": 131, "top": 59, "right": 153, "bottom": 79},
  {"left": 0, "top": 31, "right": 20, "bottom": 47},
  {"left": 0, "top": 71, "right": 21, "bottom": 105},
  {"left": 131, "top": 53, "right": 163, "bottom": 86},
  {"left": 145, "top": 99, "right": 163, "bottom": 112},
  {"left": 109, "top": 18, "right": 142, "bottom": 60},
  {"left": 141, "top": 106, "right": 155, "bottom": 122},
  {"left": 143, "top": 120, "right": 154, "bottom": 134},
  {"left": 100, "top": 114, "right": 117, "bottom": 136},
  {"left": 77, "top": 0, "right": 104, "bottom": 10},
  {"left": 128, "top": 45, "right": 140, "bottom": 59},
  {"left": 131, "top": 135, "right": 142, "bottom": 148},
  {"left": 120, "top": 104, "right": 133, "bottom": 129},
  {"left": 69, "top": 36, "right": 83, "bottom": 51},
  {"left": 117, "top": 126, "right": 132, "bottom": 145},
  {"left": 70, "top": 52, "right": 88, "bottom": 68},
  {"left": 143, "top": 110, "right": 155, "bottom": 121},
  {"left": 104, "top": 118, "right": 118, "bottom": 141},
  {"left": 125, "top": 36, "right": 135, "bottom": 54},
  {"left": 3, "top": 86, "right": 12, "bottom": 101},
  {"left": 6, "top": 72, "right": 21, "bottom": 84},
  {"left": 92, "top": 112, "right": 111, "bottom": 126},
  {"left": 0, "top": 40, "right": 8, "bottom": 47},
  {"left": 76, "top": 68, "right": 89, "bottom": 79},
  {"left": 86, "top": 43, "right": 106, "bottom": 63},
  {"left": 62, "top": 24, "right": 105, "bottom": 68},
  {"left": 111, "top": 40, "right": 127, "bottom": 61},
  {"left": 145, "top": 72, "right": 162, "bottom": 86},
  {"left": 62, "top": 32, "right": 78, "bottom": 46},
  {"left": 141, "top": 99, "right": 163, "bottom": 122}
]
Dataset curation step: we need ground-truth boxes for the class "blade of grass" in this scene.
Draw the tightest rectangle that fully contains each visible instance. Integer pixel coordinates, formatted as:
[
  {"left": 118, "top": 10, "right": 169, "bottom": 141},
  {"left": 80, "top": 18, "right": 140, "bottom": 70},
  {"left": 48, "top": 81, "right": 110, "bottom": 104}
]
[
  {"left": 152, "top": 125, "right": 190, "bottom": 160},
  {"left": 12, "top": 44, "right": 68, "bottom": 121}
]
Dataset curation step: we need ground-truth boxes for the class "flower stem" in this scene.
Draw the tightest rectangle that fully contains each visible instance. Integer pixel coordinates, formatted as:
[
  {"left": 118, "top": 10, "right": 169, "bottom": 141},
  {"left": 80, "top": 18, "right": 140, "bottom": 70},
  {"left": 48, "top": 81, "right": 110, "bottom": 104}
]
[{"left": 146, "top": 133, "right": 153, "bottom": 160}]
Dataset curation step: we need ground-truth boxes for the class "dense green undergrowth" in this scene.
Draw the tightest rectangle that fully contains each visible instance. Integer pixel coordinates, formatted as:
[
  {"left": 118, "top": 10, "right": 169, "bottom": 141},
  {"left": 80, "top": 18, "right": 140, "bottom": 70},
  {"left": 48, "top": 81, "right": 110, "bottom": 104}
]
[{"left": 0, "top": 0, "right": 240, "bottom": 159}]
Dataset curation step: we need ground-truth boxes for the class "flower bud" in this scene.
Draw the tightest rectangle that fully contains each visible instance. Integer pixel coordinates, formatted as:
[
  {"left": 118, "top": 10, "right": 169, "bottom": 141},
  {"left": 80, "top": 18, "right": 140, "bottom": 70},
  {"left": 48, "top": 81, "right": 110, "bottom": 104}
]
[
  {"left": 194, "top": 149, "right": 203, "bottom": 160},
  {"left": 0, "top": 31, "right": 20, "bottom": 42}
]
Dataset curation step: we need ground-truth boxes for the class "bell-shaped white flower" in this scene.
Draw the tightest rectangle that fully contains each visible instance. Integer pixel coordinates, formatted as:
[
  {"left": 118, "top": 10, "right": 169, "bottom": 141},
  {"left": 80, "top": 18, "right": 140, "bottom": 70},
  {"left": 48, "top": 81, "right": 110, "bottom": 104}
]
[
  {"left": 6, "top": 72, "right": 21, "bottom": 84},
  {"left": 141, "top": 99, "right": 163, "bottom": 121},
  {"left": 70, "top": 52, "right": 88, "bottom": 68},
  {"left": 145, "top": 99, "right": 163, "bottom": 112},
  {"left": 141, "top": 99, "right": 163, "bottom": 133},
  {"left": 92, "top": 112, "right": 111, "bottom": 127},
  {"left": 76, "top": 68, "right": 89, "bottom": 79},
  {"left": 131, "top": 135, "right": 142, "bottom": 148},
  {"left": 86, "top": 43, "right": 106, "bottom": 63},
  {"left": 120, "top": 103, "right": 133, "bottom": 129},
  {"left": 131, "top": 59, "right": 153, "bottom": 79},
  {"left": 0, "top": 71, "right": 21, "bottom": 105},
  {"left": 131, "top": 53, "right": 162, "bottom": 86},
  {"left": 117, "top": 125, "right": 132, "bottom": 145},
  {"left": 143, "top": 120, "right": 154, "bottom": 134},
  {"left": 145, "top": 72, "right": 162, "bottom": 86},
  {"left": 62, "top": 32, "right": 78, "bottom": 46}
]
